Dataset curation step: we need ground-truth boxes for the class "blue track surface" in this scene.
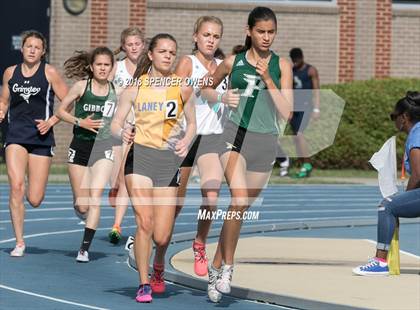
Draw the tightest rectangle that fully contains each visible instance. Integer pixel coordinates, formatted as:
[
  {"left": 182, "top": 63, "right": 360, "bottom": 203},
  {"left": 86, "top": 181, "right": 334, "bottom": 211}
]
[{"left": 0, "top": 184, "right": 419, "bottom": 309}]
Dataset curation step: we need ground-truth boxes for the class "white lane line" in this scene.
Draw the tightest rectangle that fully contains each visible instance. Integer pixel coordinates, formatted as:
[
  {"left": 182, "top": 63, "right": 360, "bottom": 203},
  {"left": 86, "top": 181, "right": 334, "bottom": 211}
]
[
  {"left": 1, "top": 216, "right": 390, "bottom": 244},
  {"left": 179, "top": 209, "right": 377, "bottom": 216},
  {"left": 364, "top": 239, "right": 420, "bottom": 260},
  {"left": 0, "top": 195, "right": 74, "bottom": 199},
  {"left": 262, "top": 193, "right": 380, "bottom": 196},
  {"left": 0, "top": 193, "right": 382, "bottom": 199},
  {"left": 0, "top": 208, "right": 73, "bottom": 213},
  {"left": 0, "top": 225, "right": 137, "bottom": 244},
  {"left": 262, "top": 199, "right": 378, "bottom": 203},
  {"left": 0, "top": 207, "right": 374, "bottom": 217},
  {"left": 239, "top": 216, "right": 375, "bottom": 223},
  {"left": 0, "top": 215, "right": 379, "bottom": 225},
  {"left": 0, "top": 203, "right": 377, "bottom": 213},
  {"left": 1, "top": 201, "right": 73, "bottom": 206},
  {"left": 0, "top": 284, "right": 110, "bottom": 310},
  {"left": 0, "top": 216, "right": 123, "bottom": 224},
  {"left": 0, "top": 197, "right": 382, "bottom": 203}
]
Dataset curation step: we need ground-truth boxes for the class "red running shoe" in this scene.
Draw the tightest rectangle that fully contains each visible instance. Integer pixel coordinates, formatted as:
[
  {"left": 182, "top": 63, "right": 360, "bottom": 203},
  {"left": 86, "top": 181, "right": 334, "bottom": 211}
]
[
  {"left": 193, "top": 240, "right": 208, "bottom": 276},
  {"left": 150, "top": 263, "right": 165, "bottom": 294}
]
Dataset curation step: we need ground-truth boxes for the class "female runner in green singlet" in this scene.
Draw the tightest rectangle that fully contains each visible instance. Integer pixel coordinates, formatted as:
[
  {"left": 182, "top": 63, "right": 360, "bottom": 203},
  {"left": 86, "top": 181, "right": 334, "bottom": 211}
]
[{"left": 202, "top": 7, "right": 293, "bottom": 301}]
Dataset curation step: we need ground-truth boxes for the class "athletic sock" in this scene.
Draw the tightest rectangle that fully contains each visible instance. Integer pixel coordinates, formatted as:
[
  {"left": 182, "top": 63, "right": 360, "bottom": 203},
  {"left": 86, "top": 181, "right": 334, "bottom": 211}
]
[
  {"left": 80, "top": 228, "right": 96, "bottom": 251},
  {"left": 153, "top": 262, "right": 164, "bottom": 271},
  {"left": 193, "top": 240, "right": 205, "bottom": 248}
]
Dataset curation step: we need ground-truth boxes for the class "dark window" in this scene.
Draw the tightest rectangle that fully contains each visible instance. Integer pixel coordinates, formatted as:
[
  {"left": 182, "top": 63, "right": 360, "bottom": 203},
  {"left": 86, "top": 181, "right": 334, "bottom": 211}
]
[{"left": 393, "top": 0, "right": 420, "bottom": 4}]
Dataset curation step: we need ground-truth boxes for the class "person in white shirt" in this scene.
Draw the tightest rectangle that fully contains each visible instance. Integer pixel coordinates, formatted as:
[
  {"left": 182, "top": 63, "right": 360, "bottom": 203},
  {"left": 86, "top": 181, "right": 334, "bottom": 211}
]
[{"left": 108, "top": 27, "right": 145, "bottom": 245}]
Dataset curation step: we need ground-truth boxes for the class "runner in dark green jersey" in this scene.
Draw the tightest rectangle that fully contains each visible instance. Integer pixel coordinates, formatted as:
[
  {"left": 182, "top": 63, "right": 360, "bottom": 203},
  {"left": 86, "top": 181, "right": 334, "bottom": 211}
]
[
  {"left": 228, "top": 49, "right": 280, "bottom": 134},
  {"left": 202, "top": 7, "right": 293, "bottom": 300},
  {"left": 57, "top": 47, "right": 117, "bottom": 263},
  {"left": 72, "top": 78, "right": 116, "bottom": 142}
]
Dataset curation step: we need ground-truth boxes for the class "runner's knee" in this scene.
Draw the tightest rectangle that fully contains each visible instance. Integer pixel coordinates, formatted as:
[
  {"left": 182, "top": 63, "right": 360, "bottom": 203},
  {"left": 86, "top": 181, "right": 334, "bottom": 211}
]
[
  {"left": 75, "top": 204, "right": 89, "bottom": 214},
  {"left": 230, "top": 197, "right": 248, "bottom": 210},
  {"left": 203, "top": 194, "right": 219, "bottom": 208},
  {"left": 10, "top": 181, "right": 25, "bottom": 200},
  {"left": 27, "top": 193, "right": 44, "bottom": 208},
  {"left": 153, "top": 233, "right": 171, "bottom": 248},
  {"left": 137, "top": 214, "right": 154, "bottom": 234}
]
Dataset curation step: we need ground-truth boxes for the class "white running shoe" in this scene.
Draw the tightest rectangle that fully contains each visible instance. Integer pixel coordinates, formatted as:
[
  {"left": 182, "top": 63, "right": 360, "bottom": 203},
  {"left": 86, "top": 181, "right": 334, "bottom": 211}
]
[
  {"left": 10, "top": 244, "right": 25, "bottom": 257},
  {"left": 279, "top": 166, "right": 289, "bottom": 177},
  {"left": 74, "top": 206, "right": 87, "bottom": 221},
  {"left": 76, "top": 250, "right": 89, "bottom": 263},
  {"left": 216, "top": 264, "right": 233, "bottom": 294},
  {"left": 279, "top": 157, "right": 289, "bottom": 177},
  {"left": 208, "top": 265, "right": 222, "bottom": 302}
]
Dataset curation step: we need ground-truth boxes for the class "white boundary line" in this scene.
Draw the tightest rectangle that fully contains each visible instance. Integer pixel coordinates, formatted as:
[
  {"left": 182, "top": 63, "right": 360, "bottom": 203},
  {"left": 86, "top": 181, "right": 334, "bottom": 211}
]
[
  {"left": 0, "top": 226, "right": 136, "bottom": 309},
  {"left": 0, "top": 284, "right": 109, "bottom": 310},
  {"left": 364, "top": 239, "right": 420, "bottom": 260},
  {"left": 0, "top": 225, "right": 289, "bottom": 310},
  {"left": 124, "top": 259, "right": 290, "bottom": 309}
]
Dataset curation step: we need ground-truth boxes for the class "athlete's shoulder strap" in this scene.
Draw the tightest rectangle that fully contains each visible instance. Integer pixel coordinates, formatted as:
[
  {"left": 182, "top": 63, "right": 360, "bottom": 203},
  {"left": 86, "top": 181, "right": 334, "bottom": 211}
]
[
  {"left": 39, "top": 61, "right": 46, "bottom": 72},
  {"left": 80, "top": 79, "right": 90, "bottom": 98},
  {"left": 109, "top": 80, "right": 116, "bottom": 93},
  {"left": 186, "top": 54, "right": 196, "bottom": 63},
  {"left": 9, "top": 64, "right": 21, "bottom": 81},
  {"left": 232, "top": 51, "right": 245, "bottom": 67},
  {"left": 270, "top": 51, "right": 281, "bottom": 78},
  {"left": 38, "top": 62, "right": 50, "bottom": 84}
]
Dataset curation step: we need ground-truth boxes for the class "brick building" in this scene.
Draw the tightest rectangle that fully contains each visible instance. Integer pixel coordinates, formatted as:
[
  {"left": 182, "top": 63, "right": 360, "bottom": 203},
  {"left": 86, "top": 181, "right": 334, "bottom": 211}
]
[{"left": 3, "top": 0, "right": 420, "bottom": 163}]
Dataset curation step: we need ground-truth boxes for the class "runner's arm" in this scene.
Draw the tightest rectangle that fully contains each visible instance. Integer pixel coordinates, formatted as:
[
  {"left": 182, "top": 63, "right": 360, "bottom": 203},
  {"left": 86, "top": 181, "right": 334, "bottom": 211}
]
[
  {"left": 0, "top": 66, "right": 14, "bottom": 122},
  {"left": 263, "top": 58, "right": 293, "bottom": 120}
]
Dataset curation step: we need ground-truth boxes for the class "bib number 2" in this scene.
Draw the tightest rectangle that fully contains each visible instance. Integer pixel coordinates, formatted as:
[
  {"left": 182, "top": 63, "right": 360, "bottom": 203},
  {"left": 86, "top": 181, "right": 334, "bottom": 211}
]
[{"left": 165, "top": 100, "right": 178, "bottom": 119}]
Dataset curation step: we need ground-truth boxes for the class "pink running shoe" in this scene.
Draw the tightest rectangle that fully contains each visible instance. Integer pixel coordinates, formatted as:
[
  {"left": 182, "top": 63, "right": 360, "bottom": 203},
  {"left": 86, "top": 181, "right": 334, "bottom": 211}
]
[
  {"left": 150, "top": 263, "right": 165, "bottom": 294},
  {"left": 135, "top": 284, "right": 152, "bottom": 303},
  {"left": 193, "top": 240, "right": 208, "bottom": 276}
]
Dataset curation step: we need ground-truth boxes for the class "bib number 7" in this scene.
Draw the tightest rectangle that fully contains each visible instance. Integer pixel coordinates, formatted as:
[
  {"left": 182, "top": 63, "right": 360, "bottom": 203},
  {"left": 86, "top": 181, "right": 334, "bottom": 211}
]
[{"left": 103, "top": 100, "right": 116, "bottom": 118}]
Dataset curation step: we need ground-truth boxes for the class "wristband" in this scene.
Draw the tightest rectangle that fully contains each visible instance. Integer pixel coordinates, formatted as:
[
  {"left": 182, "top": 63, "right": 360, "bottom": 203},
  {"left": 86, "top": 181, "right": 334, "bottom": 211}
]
[
  {"left": 313, "top": 108, "right": 320, "bottom": 113},
  {"left": 74, "top": 118, "right": 81, "bottom": 127},
  {"left": 217, "top": 92, "right": 223, "bottom": 103},
  {"left": 118, "top": 128, "right": 124, "bottom": 139}
]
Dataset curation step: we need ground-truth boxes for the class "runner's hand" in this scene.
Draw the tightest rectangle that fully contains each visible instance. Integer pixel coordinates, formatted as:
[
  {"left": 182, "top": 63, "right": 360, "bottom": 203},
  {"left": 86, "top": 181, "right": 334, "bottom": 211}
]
[
  {"left": 223, "top": 88, "right": 240, "bottom": 110},
  {"left": 80, "top": 113, "right": 103, "bottom": 134},
  {"left": 174, "top": 137, "right": 190, "bottom": 158},
  {"left": 122, "top": 126, "right": 135, "bottom": 145},
  {"left": 35, "top": 119, "right": 54, "bottom": 135},
  {"left": 256, "top": 58, "right": 272, "bottom": 84}
]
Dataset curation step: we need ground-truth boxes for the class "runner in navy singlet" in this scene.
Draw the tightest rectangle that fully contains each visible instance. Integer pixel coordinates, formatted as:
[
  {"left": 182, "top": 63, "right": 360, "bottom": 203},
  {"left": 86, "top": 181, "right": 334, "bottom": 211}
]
[
  {"left": 0, "top": 30, "right": 68, "bottom": 257},
  {"left": 288, "top": 47, "right": 320, "bottom": 178}
]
